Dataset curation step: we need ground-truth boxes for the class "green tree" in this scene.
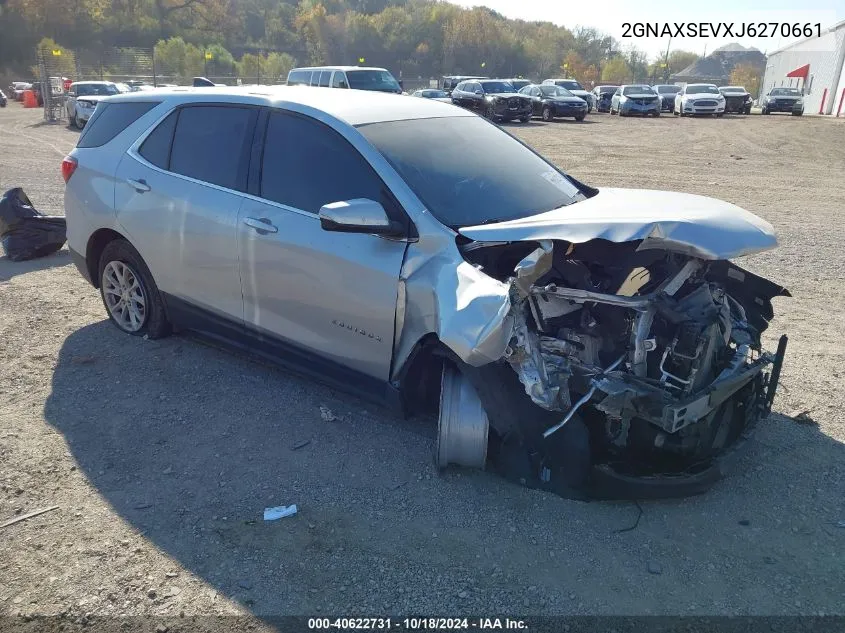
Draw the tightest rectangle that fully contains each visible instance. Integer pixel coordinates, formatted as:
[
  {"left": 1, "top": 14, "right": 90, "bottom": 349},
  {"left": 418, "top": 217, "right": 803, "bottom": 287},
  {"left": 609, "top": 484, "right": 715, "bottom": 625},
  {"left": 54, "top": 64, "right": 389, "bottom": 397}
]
[
  {"left": 601, "top": 56, "right": 629, "bottom": 84},
  {"left": 154, "top": 36, "right": 205, "bottom": 82}
]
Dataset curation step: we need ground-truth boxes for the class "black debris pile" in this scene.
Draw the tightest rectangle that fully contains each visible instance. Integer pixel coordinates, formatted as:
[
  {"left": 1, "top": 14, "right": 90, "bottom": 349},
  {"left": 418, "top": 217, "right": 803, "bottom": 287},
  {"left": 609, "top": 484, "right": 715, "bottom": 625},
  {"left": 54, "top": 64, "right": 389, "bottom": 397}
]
[{"left": 0, "top": 188, "right": 67, "bottom": 262}]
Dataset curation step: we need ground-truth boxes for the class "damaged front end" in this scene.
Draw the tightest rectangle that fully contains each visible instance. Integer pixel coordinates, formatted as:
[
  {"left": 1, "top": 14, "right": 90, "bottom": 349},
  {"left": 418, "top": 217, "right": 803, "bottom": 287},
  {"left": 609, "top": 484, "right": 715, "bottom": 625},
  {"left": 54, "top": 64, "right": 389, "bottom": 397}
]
[{"left": 457, "top": 238, "right": 789, "bottom": 499}]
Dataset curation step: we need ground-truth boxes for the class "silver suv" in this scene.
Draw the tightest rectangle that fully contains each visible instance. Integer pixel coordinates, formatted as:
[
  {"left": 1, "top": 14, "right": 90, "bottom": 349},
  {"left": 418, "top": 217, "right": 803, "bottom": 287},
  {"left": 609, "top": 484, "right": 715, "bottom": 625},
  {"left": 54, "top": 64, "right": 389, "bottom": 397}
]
[{"left": 63, "top": 87, "right": 788, "bottom": 499}]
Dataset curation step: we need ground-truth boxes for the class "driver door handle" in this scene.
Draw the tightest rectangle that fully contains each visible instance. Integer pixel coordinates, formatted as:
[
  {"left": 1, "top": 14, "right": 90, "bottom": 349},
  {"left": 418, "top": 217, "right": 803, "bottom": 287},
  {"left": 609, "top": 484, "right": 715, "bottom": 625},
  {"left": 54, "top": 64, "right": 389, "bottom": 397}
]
[
  {"left": 126, "top": 178, "right": 150, "bottom": 193},
  {"left": 243, "top": 217, "right": 278, "bottom": 234}
]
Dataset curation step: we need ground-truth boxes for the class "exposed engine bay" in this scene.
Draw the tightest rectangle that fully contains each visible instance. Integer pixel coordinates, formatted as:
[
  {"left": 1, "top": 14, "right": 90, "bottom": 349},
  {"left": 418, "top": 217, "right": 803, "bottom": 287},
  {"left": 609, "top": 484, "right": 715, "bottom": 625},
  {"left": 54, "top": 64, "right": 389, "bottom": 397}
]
[{"left": 454, "top": 237, "right": 789, "bottom": 498}]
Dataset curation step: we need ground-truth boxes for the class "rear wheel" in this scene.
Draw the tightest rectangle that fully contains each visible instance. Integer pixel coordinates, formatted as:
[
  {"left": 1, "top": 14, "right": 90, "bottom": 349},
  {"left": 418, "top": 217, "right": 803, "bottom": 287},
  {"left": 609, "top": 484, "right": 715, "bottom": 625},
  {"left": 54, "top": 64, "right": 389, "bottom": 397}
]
[
  {"left": 98, "top": 239, "right": 171, "bottom": 338},
  {"left": 68, "top": 110, "right": 77, "bottom": 128}
]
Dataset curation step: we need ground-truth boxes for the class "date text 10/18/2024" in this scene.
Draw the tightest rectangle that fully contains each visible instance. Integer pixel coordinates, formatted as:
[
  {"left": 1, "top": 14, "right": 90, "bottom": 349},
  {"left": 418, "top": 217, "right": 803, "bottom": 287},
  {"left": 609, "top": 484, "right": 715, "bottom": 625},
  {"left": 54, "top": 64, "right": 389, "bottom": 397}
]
[{"left": 308, "top": 618, "right": 528, "bottom": 630}]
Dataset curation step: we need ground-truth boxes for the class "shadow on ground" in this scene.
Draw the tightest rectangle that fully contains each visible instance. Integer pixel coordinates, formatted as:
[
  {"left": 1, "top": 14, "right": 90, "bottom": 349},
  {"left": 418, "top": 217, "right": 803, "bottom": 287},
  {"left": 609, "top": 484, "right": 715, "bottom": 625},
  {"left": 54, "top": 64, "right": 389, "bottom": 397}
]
[
  {"left": 0, "top": 248, "right": 71, "bottom": 282},
  {"left": 43, "top": 321, "right": 845, "bottom": 616}
]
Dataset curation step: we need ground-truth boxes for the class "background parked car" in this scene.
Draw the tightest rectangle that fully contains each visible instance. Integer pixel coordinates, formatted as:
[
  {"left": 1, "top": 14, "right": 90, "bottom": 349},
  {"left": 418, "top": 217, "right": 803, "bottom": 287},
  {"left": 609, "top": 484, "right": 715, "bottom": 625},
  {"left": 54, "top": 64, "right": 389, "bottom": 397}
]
[
  {"left": 591, "top": 85, "right": 618, "bottom": 112},
  {"left": 718, "top": 86, "right": 753, "bottom": 114},
  {"left": 518, "top": 84, "right": 588, "bottom": 121},
  {"left": 451, "top": 79, "right": 532, "bottom": 122},
  {"left": 440, "top": 75, "right": 487, "bottom": 95},
  {"left": 65, "top": 81, "right": 129, "bottom": 129},
  {"left": 287, "top": 66, "right": 402, "bottom": 94},
  {"left": 761, "top": 87, "right": 804, "bottom": 116},
  {"left": 652, "top": 84, "right": 682, "bottom": 112},
  {"left": 8, "top": 82, "right": 32, "bottom": 101},
  {"left": 674, "top": 84, "right": 726, "bottom": 117},
  {"left": 503, "top": 78, "right": 531, "bottom": 91},
  {"left": 411, "top": 88, "right": 452, "bottom": 103},
  {"left": 610, "top": 85, "right": 660, "bottom": 117},
  {"left": 542, "top": 78, "right": 594, "bottom": 111}
]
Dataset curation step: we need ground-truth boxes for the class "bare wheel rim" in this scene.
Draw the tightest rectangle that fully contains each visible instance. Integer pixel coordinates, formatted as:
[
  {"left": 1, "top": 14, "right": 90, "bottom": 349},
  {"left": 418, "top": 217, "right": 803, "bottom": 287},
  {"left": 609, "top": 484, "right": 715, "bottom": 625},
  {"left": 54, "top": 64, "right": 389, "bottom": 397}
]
[{"left": 102, "top": 261, "right": 147, "bottom": 332}]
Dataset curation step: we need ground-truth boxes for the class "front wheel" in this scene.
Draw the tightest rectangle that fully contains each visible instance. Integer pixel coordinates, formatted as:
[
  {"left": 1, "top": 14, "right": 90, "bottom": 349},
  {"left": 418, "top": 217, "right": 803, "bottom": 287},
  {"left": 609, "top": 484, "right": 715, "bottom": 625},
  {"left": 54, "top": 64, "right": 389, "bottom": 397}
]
[
  {"left": 519, "top": 116, "right": 530, "bottom": 123},
  {"left": 541, "top": 106, "right": 553, "bottom": 122},
  {"left": 792, "top": 111, "right": 803, "bottom": 116},
  {"left": 484, "top": 104, "right": 496, "bottom": 120},
  {"left": 716, "top": 113, "right": 724, "bottom": 118},
  {"left": 575, "top": 114, "right": 585, "bottom": 121},
  {"left": 98, "top": 239, "right": 171, "bottom": 338}
]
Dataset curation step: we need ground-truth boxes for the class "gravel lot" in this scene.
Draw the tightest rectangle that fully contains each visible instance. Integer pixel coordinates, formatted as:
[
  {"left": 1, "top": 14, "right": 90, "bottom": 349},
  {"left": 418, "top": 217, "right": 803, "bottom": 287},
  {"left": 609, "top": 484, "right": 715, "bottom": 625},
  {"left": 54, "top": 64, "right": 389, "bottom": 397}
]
[{"left": 1, "top": 105, "right": 844, "bottom": 621}]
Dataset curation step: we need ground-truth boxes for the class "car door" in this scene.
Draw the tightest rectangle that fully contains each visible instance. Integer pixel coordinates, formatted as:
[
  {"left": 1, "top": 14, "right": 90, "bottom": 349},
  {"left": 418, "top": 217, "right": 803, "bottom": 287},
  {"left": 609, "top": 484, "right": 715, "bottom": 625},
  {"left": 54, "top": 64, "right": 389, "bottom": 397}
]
[
  {"left": 115, "top": 103, "right": 258, "bottom": 325},
  {"left": 453, "top": 82, "right": 469, "bottom": 108},
  {"left": 236, "top": 109, "right": 409, "bottom": 383},
  {"left": 65, "top": 86, "right": 77, "bottom": 118},
  {"left": 611, "top": 88, "right": 621, "bottom": 111}
]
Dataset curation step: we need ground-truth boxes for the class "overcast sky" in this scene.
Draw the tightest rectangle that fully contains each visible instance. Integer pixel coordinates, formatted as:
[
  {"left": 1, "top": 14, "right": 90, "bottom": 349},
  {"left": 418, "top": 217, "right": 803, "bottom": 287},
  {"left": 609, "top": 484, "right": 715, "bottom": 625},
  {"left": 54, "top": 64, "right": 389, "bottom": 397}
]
[{"left": 450, "top": 0, "right": 844, "bottom": 59}]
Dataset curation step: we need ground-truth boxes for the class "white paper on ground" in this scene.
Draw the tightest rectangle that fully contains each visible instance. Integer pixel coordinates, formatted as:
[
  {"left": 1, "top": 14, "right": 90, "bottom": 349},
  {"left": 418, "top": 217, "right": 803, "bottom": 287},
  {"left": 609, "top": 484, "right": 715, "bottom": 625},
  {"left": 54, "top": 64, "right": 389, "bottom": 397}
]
[{"left": 263, "top": 504, "right": 298, "bottom": 521}]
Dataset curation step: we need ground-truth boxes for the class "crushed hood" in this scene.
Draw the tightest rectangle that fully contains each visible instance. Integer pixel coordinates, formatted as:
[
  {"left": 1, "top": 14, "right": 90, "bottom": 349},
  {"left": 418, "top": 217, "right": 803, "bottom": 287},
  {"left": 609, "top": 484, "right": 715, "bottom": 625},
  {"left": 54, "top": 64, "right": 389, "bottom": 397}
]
[{"left": 458, "top": 187, "right": 778, "bottom": 260}]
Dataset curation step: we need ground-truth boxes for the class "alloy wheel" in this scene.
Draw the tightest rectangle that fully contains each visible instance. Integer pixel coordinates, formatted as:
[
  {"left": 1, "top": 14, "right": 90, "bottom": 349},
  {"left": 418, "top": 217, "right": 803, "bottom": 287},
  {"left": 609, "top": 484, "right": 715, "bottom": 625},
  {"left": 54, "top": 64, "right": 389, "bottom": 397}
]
[{"left": 102, "top": 260, "right": 147, "bottom": 332}]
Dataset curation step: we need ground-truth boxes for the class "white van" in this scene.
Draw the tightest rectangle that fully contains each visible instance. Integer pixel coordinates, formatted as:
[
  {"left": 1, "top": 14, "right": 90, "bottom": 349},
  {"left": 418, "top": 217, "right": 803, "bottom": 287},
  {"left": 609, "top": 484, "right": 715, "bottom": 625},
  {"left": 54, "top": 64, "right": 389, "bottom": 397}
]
[{"left": 286, "top": 66, "right": 402, "bottom": 94}]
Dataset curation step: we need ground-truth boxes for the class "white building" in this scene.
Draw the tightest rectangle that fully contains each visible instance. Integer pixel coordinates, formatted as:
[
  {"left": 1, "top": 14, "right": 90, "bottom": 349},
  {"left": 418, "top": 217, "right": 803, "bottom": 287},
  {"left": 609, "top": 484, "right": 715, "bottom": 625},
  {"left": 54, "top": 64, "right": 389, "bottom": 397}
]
[{"left": 761, "top": 20, "right": 845, "bottom": 115}]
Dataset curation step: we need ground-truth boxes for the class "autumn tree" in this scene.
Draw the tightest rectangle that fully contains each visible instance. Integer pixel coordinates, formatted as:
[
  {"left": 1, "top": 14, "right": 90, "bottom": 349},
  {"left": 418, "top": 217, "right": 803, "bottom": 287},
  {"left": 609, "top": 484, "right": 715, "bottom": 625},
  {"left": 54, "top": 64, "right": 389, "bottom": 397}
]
[{"left": 730, "top": 62, "right": 763, "bottom": 97}]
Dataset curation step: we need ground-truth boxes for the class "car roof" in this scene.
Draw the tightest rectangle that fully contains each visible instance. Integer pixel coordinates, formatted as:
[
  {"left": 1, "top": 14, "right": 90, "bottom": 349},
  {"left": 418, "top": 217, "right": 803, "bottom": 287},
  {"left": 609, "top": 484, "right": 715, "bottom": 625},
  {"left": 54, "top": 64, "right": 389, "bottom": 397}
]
[
  {"left": 71, "top": 80, "right": 118, "bottom": 86},
  {"left": 104, "top": 85, "right": 473, "bottom": 126},
  {"left": 290, "top": 66, "right": 388, "bottom": 72},
  {"left": 719, "top": 85, "right": 746, "bottom": 89},
  {"left": 686, "top": 83, "right": 718, "bottom": 88}
]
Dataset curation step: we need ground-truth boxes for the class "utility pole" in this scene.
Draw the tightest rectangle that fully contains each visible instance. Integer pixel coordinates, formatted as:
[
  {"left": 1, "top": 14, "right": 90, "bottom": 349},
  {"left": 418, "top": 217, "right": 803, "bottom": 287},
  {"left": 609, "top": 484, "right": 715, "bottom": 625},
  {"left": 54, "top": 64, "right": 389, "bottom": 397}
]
[{"left": 663, "top": 36, "right": 672, "bottom": 81}]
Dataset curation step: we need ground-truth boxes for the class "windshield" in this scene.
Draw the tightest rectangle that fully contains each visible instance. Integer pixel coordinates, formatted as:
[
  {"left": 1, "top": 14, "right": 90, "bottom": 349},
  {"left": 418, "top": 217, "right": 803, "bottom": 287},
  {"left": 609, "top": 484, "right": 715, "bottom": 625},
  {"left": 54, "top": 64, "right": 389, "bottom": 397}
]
[
  {"left": 540, "top": 85, "right": 572, "bottom": 97},
  {"left": 359, "top": 117, "right": 583, "bottom": 228},
  {"left": 556, "top": 80, "right": 583, "bottom": 91},
  {"left": 720, "top": 87, "right": 746, "bottom": 93},
  {"left": 598, "top": 86, "right": 618, "bottom": 94},
  {"left": 76, "top": 83, "right": 122, "bottom": 96},
  {"left": 481, "top": 81, "right": 516, "bottom": 93},
  {"left": 656, "top": 85, "right": 681, "bottom": 94},
  {"left": 686, "top": 85, "right": 719, "bottom": 94},
  {"left": 346, "top": 70, "right": 401, "bottom": 93},
  {"left": 509, "top": 80, "right": 530, "bottom": 89},
  {"left": 622, "top": 86, "right": 654, "bottom": 96},
  {"left": 770, "top": 88, "right": 801, "bottom": 96}
]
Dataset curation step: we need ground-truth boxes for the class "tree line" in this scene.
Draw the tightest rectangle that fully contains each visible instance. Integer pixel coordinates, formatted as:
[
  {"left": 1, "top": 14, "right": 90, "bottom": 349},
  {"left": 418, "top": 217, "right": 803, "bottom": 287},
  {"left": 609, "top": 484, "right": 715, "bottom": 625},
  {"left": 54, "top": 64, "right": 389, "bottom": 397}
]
[{"left": 1, "top": 0, "right": 703, "bottom": 85}]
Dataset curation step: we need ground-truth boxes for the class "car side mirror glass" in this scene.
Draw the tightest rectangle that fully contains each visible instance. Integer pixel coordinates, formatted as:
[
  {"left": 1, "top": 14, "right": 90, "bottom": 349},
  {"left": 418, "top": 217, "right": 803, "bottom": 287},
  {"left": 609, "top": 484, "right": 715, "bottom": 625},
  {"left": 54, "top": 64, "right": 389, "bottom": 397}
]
[
  {"left": 475, "top": 90, "right": 483, "bottom": 96},
  {"left": 319, "top": 199, "right": 403, "bottom": 236}
]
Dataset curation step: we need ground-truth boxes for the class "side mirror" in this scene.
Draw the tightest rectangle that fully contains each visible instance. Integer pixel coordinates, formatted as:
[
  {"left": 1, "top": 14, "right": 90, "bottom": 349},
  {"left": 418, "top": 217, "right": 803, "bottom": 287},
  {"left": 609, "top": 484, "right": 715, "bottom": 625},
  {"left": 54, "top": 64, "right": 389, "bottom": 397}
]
[
  {"left": 319, "top": 199, "right": 404, "bottom": 236},
  {"left": 474, "top": 90, "right": 483, "bottom": 96}
]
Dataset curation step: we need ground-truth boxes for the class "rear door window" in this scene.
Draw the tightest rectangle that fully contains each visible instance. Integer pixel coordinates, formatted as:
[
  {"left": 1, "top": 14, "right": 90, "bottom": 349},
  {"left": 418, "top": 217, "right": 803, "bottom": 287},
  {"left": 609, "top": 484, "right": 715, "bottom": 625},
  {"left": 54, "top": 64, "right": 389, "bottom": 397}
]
[
  {"left": 331, "top": 72, "right": 348, "bottom": 88},
  {"left": 168, "top": 105, "right": 257, "bottom": 191},
  {"left": 77, "top": 101, "right": 159, "bottom": 148},
  {"left": 319, "top": 70, "right": 331, "bottom": 87},
  {"left": 260, "top": 111, "right": 384, "bottom": 214}
]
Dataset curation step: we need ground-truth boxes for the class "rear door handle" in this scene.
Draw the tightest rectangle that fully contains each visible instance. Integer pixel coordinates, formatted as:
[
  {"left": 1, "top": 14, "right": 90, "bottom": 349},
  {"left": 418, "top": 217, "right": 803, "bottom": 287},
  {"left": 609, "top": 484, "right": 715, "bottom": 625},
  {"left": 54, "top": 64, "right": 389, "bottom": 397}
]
[
  {"left": 243, "top": 217, "right": 278, "bottom": 234},
  {"left": 126, "top": 178, "right": 150, "bottom": 193}
]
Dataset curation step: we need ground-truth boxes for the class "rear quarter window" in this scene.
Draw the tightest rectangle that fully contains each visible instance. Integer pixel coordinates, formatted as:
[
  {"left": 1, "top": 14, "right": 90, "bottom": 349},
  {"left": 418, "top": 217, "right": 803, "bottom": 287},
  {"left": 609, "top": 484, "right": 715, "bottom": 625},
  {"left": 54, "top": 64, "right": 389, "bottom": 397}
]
[{"left": 77, "top": 101, "right": 159, "bottom": 148}]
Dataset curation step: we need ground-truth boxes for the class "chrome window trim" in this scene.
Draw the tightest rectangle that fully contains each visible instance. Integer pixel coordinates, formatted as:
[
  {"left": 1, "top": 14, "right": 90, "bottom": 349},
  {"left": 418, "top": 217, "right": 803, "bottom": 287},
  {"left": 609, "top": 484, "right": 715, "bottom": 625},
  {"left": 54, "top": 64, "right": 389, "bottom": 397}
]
[{"left": 124, "top": 99, "right": 432, "bottom": 226}]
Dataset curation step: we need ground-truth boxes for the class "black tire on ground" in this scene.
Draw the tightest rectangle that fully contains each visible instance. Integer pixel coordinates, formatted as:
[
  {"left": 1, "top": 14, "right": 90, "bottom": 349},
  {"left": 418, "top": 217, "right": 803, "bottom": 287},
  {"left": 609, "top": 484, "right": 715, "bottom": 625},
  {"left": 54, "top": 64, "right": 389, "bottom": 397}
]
[
  {"left": 98, "top": 239, "right": 171, "bottom": 339},
  {"left": 485, "top": 104, "right": 496, "bottom": 120},
  {"left": 68, "top": 110, "right": 77, "bottom": 128},
  {"left": 541, "top": 106, "right": 552, "bottom": 121},
  {"left": 792, "top": 111, "right": 803, "bottom": 116},
  {"left": 653, "top": 111, "right": 660, "bottom": 117},
  {"left": 519, "top": 116, "right": 530, "bottom": 123},
  {"left": 716, "top": 113, "right": 724, "bottom": 117},
  {"left": 762, "top": 107, "right": 769, "bottom": 115},
  {"left": 575, "top": 114, "right": 585, "bottom": 121}
]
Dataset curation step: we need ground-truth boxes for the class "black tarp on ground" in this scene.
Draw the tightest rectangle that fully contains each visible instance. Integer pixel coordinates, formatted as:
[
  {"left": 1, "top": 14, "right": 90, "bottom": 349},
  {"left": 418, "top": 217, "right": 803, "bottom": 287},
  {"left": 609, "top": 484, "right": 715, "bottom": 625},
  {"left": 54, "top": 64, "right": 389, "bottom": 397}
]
[{"left": 0, "top": 188, "right": 67, "bottom": 262}]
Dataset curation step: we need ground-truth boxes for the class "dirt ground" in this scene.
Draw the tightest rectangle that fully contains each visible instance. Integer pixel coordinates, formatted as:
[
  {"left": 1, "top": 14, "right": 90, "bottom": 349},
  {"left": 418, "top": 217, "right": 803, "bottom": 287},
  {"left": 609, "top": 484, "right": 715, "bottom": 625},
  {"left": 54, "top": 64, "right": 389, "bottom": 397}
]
[{"left": 1, "top": 104, "right": 844, "bottom": 622}]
